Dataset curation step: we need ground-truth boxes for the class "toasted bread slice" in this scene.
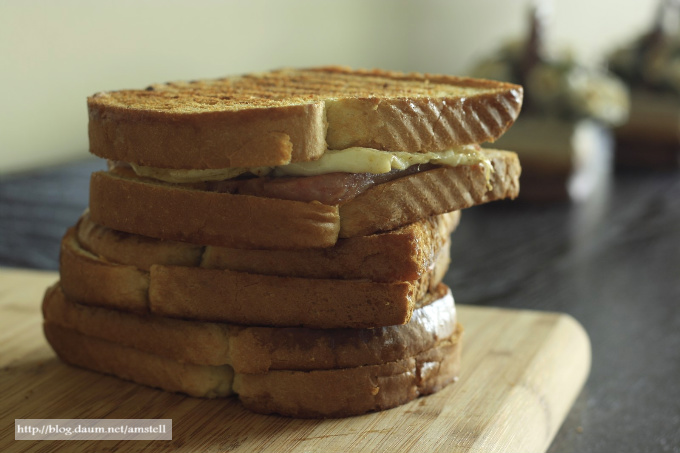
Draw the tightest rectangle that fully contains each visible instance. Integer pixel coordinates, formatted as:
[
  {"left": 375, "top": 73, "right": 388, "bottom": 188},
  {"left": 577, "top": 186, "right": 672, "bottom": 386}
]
[
  {"left": 44, "top": 323, "right": 234, "bottom": 398},
  {"left": 76, "top": 210, "right": 459, "bottom": 281},
  {"left": 147, "top": 251, "right": 445, "bottom": 328},
  {"left": 43, "top": 321, "right": 462, "bottom": 417},
  {"left": 234, "top": 333, "right": 461, "bottom": 418},
  {"left": 77, "top": 211, "right": 204, "bottom": 270},
  {"left": 89, "top": 168, "right": 341, "bottom": 250},
  {"left": 88, "top": 67, "right": 522, "bottom": 169},
  {"left": 60, "top": 227, "right": 149, "bottom": 313},
  {"left": 88, "top": 149, "right": 519, "bottom": 249},
  {"left": 60, "top": 226, "right": 449, "bottom": 328},
  {"left": 43, "top": 283, "right": 456, "bottom": 373},
  {"left": 338, "top": 150, "right": 520, "bottom": 237}
]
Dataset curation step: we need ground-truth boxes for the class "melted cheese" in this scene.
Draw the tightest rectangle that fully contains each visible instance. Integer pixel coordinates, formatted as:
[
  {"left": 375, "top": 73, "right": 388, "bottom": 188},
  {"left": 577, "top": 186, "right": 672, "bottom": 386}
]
[{"left": 130, "top": 145, "right": 493, "bottom": 183}]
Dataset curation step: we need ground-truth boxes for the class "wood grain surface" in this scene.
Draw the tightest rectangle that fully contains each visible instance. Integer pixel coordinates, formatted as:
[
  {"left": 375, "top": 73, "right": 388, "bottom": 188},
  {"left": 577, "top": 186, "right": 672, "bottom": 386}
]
[{"left": 0, "top": 268, "right": 590, "bottom": 453}]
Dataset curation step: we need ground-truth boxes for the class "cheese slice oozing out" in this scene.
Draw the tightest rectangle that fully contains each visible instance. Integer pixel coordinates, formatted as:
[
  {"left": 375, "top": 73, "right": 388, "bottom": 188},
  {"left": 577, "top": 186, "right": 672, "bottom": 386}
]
[{"left": 130, "top": 145, "right": 493, "bottom": 184}]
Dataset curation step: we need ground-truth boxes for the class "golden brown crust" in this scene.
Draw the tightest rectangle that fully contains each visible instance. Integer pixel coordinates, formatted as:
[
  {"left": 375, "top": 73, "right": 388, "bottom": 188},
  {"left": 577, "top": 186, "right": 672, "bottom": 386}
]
[
  {"left": 147, "top": 262, "right": 436, "bottom": 329},
  {"left": 88, "top": 150, "right": 519, "bottom": 249},
  {"left": 44, "top": 323, "right": 234, "bottom": 398},
  {"left": 429, "top": 242, "right": 451, "bottom": 293},
  {"left": 88, "top": 67, "right": 522, "bottom": 169},
  {"left": 202, "top": 212, "right": 457, "bottom": 281},
  {"left": 59, "top": 223, "right": 450, "bottom": 328},
  {"left": 339, "top": 149, "right": 521, "bottom": 237},
  {"left": 77, "top": 211, "right": 204, "bottom": 272},
  {"left": 43, "top": 283, "right": 456, "bottom": 373},
  {"left": 89, "top": 170, "right": 341, "bottom": 249},
  {"left": 89, "top": 101, "right": 327, "bottom": 169},
  {"left": 59, "top": 227, "right": 149, "bottom": 313},
  {"left": 234, "top": 326, "right": 462, "bottom": 418},
  {"left": 44, "top": 321, "right": 462, "bottom": 417},
  {"left": 43, "top": 283, "right": 232, "bottom": 367},
  {"left": 228, "top": 284, "right": 456, "bottom": 374},
  {"left": 324, "top": 91, "right": 522, "bottom": 152},
  {"left": 77, "top": 210, "right": 459, "bottom": 281}
]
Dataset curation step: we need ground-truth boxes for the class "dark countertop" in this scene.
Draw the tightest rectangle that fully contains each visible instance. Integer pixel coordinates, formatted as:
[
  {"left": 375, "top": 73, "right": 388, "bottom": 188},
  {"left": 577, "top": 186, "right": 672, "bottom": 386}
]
[{"left": 1, "top": 157, "right": 678, "bottom": 452}]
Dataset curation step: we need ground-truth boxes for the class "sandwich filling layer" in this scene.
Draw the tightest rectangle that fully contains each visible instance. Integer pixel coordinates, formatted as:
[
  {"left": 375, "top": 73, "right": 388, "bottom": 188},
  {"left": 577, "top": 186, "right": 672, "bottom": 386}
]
[
  {"left": 129, "top": 145, "right": 491, "bottom": 182},
  {"left": 114, "top": 145, "right": 494, "bottom": 206}
]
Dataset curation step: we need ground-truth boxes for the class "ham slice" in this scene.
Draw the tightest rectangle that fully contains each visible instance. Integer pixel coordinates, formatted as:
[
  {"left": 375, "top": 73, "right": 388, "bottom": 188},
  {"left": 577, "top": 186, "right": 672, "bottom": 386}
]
[
  {"left": 111, "top": 161, "right": 436, "bottom": 206},
  {"left": 207, "top": 165, "right": 435, "bottom": 205}
]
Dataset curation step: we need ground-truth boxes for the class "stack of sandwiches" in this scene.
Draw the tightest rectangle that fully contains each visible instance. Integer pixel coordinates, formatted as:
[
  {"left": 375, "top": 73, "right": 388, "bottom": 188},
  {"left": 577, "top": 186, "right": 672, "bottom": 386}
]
[{"left": 42, "top": 67, "right": 523, "bottom": 417}]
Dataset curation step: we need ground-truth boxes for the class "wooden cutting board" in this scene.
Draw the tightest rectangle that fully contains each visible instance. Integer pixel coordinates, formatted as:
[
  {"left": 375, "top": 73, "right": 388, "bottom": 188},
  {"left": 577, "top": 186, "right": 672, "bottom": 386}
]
[{"left": 0, "top": 269, "right": 590, "bottom": 453}]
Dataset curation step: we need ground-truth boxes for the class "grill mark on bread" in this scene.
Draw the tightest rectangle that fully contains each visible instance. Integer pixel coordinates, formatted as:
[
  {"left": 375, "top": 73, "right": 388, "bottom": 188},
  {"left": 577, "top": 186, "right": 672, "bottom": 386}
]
[
  {"left": 450, "top": 99, "right": 473, "bottom": 144},
  {"left": 337, "top": 154, "right": 520, "bottom": 238},
  {"left": 88, "top": 67, "right": 522, "bottom": 169}
]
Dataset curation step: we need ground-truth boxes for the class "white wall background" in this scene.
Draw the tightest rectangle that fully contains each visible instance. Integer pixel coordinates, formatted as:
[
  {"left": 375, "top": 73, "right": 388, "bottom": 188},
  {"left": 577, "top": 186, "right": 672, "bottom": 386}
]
[{"left": 0, "top": 0, "right": 658, "bottom": 174}]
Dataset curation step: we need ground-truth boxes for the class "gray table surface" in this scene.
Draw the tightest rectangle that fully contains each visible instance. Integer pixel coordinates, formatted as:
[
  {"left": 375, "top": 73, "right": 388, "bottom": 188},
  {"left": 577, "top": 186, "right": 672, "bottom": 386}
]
[{"left": 1, "top": 156, "right": 678, "bottom": 452}]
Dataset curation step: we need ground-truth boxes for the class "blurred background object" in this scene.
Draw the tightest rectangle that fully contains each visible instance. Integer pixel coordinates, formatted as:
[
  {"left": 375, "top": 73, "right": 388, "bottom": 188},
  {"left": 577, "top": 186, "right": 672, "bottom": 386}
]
[
  {"left": 608, "top": 0, "right": 680, "bottom": 169},
  {"left": 470, "top": 1, "right": 629, "bottom": 202},
  {"left": 0, "top": 0, "right": 661, "bottom": 175}
]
